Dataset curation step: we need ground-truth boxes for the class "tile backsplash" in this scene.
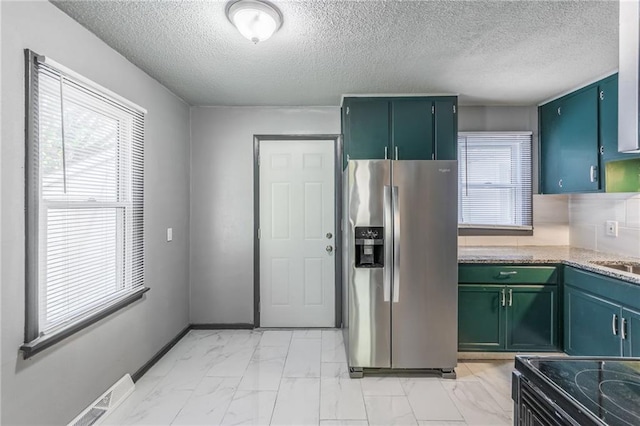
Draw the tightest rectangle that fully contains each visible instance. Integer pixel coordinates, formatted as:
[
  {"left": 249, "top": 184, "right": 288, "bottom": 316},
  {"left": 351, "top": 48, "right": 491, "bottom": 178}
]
[
  {"left": 459, "top": 195, "right": 570, "bottom": 247},
  {"left": 569, "top": 193, "right": 640, "bottom": 258}
]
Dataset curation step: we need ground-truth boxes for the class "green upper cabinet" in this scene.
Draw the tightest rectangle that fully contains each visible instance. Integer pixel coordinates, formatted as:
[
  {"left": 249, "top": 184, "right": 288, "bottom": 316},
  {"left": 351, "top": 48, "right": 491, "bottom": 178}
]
[
  {"left": 434, "top": 98, "right": 457, "bottom": 160},
  {"left": 539, "top": 86, "right": 600, "bottom": 194},
  {"left": 599, "top": 75, "right": 640, "bottom": 165},
  {"left": 558, "top": 87, "right": 599, "bottom": 192},
  {"left": 343, "top": 99, "right": 390, "bottom": 164},
  {"left": 391, "top": 100, "right": 434, "bottom": 160},
  {"left": 342, "top": 96, "right": 457, "bottom": 166},
  {"left": 599, "top": 75, "right": 621, "bottom": 162},
  {"left": 539, "top": 99, "right": 563, "bottom": 194}
]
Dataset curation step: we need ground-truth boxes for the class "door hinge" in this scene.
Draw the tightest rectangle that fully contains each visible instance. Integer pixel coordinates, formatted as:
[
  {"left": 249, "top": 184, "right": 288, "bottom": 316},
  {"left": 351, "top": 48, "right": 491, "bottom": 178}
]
[
  {"left": 257, "top": 228, "right": 261, "bottom": 239},
  {"left": 600, "top": 90, "right": 605, "bottom": 101},
  {"left": 346, "top": 106, "right": 350, "bottom": 115},
  {"left": 431, "top": 105, "right": 435, "bottom": 114},
  {"left": 257, "top": 155, "right": 260, "bottom": 166},
  {"left": 258, "top": 301, "right": 261, "bottom": 313},
  {"left": 453, "top": 105, "right": 456, "bottom": 114}
]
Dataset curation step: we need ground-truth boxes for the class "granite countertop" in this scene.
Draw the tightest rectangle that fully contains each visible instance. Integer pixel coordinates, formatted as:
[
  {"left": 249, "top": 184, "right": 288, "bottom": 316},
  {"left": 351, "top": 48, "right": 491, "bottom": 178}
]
[{"left": 459, "top": 246, "right": 640, "bottom": 285}]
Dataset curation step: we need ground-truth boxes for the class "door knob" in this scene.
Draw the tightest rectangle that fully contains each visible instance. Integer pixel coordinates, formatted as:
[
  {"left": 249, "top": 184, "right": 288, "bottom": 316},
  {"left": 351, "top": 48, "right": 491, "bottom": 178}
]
[
  {"left": 326, "top": 232, "right": 333, "bottom": 239},
  {"left": 326, "top": 245, "right": 333, "bottom": 254}
]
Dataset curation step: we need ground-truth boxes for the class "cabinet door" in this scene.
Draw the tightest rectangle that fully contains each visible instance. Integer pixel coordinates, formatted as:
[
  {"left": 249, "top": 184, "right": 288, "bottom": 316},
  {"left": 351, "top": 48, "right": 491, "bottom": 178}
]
[
  {"left": 622, "top": 307, "right": 640, "bottom": 357},
  {"left": 459, "top": 285, "right": 505, "bottom": 351},
  {"left": 506, "top": 286, "right": 557, "bottom": 351},
  {"left": 344, "top": 99, "right": 389, "bottom": 161},
  {"left": 391, "top": 99, "right": 433, "bottom": 160},
  {"left": 599, "top": 76, "right": 621, "bottom": 163},
  {"left": 539, "top": 100, "right": 563, "bottom": 194},
  {"left": 434, "top": 98, "right": 457, "bottom": 160},
  {"left": 564, "top": 286, "right": 622, "bottom": 356},
  {"left": 557, "top": 87, "right": 599, "bottom": 192}
]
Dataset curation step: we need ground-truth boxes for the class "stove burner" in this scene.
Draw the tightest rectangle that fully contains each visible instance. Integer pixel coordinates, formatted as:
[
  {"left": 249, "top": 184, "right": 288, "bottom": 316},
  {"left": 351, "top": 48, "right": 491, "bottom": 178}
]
[{"left": 575, "top": 369, "right": 640, "bottom": 426}]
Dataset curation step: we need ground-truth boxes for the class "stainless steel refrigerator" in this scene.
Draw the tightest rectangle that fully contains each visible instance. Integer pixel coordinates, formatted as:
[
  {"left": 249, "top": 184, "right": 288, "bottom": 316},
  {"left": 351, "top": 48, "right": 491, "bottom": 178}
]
[{"left": 342, "top": 159, "right": 458, "bottom": 378}]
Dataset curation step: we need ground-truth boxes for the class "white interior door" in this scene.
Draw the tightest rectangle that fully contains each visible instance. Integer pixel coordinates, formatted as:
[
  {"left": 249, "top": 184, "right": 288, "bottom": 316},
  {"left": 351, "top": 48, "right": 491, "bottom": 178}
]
[{"left": 259, "top": 139, "right": 335, "bottom": 327}]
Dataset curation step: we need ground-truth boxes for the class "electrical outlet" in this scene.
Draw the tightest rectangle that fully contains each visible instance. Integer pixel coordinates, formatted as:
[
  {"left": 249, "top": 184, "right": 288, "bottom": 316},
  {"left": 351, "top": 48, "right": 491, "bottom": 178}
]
[{"left": 606, "top": 220, "right": 618, "bottom": 237}]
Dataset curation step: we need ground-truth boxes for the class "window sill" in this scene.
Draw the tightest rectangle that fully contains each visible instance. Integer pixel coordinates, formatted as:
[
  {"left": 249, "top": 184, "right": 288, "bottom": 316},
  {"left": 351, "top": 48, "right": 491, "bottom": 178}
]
[
  {"left": 20, "top": 286, "right": 149, "bottom": 359},
  {"left": 459, "top": 227, "right": 533, "bottom": 237}
]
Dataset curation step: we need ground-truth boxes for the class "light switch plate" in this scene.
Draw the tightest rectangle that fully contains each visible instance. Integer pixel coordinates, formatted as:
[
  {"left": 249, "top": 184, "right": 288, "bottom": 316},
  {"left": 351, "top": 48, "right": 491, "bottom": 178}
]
[
  {"left": 606, "top": 220, "right": 618, "bottom": 237},
  {"left": 167, "top": 227, "right": 173, "bottom": 242}
]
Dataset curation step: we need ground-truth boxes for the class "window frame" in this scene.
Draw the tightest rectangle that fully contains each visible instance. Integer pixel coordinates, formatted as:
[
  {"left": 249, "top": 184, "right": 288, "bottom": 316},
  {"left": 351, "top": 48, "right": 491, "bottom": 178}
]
[
  {"left": 21, "top": 50, "right": 148, "bottom": 358},
  {"left": 457, "top": 131, "right": 533, "bottom": 237}
]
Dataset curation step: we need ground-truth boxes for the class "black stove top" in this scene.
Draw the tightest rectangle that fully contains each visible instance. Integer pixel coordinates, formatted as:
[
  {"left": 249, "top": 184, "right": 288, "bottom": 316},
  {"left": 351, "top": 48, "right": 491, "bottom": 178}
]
[{"left": 524, "top": 358, "right": 640, "bottom": 426}]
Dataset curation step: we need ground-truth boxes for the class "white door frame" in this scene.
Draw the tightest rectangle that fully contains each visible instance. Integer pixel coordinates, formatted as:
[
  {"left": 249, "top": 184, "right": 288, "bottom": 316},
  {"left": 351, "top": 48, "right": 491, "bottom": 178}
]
[{"left": 253, "top": 134, "right": 342, "bottom": 328}]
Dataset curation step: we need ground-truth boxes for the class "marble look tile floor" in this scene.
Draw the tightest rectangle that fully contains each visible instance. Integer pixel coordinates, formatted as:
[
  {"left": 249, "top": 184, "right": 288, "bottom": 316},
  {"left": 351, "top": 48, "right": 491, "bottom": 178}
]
[{"left": 104, "top": 329, "right": 513, "bottom": 426}]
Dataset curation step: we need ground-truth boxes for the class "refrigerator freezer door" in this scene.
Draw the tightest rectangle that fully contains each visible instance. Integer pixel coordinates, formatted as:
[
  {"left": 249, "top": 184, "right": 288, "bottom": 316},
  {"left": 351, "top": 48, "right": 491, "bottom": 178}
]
[
  {"left": 391, "top": 160, "right": 458, "bottom": 369},
  {"left": 346, "top": 160, "right": 392, "bottom": 368}
]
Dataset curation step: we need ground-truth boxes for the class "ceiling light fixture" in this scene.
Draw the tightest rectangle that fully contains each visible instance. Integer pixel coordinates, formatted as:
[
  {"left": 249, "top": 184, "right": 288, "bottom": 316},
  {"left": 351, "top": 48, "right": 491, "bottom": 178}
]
[{"left": 226, "top": 0, "right": 283, "bottom": 44}]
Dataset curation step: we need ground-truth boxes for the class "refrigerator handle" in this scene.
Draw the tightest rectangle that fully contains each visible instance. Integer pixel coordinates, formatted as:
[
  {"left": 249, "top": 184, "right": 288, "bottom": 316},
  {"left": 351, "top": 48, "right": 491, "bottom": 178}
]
[
  {"left": 383, "top": 185, "right": 392, "bottom": 302},
  {"left": 392, "top": 186, "right": 400, "bottom": 303}
]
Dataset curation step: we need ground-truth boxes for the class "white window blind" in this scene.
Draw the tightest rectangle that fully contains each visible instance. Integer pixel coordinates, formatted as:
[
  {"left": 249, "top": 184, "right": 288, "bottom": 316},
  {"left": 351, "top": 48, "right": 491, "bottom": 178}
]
[
  {"left": 25, "top": 53, "right": 145, "bottom": 349},
  {"left": 458, "top": 132, "right": 532, "bottom": 230}
]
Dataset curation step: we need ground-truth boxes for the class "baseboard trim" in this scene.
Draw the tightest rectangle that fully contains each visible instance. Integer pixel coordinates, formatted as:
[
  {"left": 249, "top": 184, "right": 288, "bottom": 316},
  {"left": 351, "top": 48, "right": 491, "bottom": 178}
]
[
  {"left": 131, "top": 325, "right": 190, "bottom": 382},
  {"left": 190, "top": 323, "right": 254, "bottom": 330}
]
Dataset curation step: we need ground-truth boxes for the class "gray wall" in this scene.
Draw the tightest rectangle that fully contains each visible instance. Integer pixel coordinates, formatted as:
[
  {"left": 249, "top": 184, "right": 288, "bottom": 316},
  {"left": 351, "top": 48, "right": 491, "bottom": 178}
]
[
  {"left": 458, "top": 105, "right": 539, "bottom": 192},
  {"left": 190, "top": 107, "right": 340, "bottom": 324},
  {"left": 1, "top": 2, "right": 191, "bottom": 424}
]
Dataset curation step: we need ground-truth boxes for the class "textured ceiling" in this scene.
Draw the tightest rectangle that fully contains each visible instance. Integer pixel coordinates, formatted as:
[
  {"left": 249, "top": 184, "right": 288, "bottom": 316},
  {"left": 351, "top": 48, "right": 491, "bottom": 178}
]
[{"left": 52, "top": 0, "right": 618, "bottom": 106}]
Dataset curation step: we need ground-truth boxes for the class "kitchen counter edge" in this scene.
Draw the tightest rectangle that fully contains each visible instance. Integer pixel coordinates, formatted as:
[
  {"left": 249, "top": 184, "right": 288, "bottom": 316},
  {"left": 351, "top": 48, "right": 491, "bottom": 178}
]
[{"left": 458, "top": 246, "right": 640, "bottom": 285}]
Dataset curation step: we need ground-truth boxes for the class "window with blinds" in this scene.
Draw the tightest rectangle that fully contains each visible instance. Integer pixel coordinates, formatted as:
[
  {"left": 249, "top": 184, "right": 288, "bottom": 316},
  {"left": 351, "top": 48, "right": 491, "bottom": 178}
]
[
  {"left": 458, "top": 132, "right": 532, "bottom": 231},
  {"left": 23, "top": 51, "right": 146, "bottom": 354}
]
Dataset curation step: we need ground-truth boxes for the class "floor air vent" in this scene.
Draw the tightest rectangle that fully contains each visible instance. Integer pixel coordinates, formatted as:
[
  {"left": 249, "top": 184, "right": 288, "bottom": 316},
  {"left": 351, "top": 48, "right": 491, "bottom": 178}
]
[{"left": 68, "top": 374, "right": 135, "bottom": 426}]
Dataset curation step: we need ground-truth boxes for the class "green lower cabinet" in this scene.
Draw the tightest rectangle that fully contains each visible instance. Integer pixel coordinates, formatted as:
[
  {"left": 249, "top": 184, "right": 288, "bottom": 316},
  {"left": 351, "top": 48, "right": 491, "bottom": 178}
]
[
  {"left": 623, "top": 307, "right": 640, "bottom": 357},
  {"left": 564, "top": 285, "right": 621, "bottom": 356},
  {"left": 459, "top": 284, "right": 557, "bottom": 351},
  {"left": 459, "top": 285, "right": 505, "bottom": 351},
  {"left": 506, "top": 286, "right": 557, "bottom": 351}
]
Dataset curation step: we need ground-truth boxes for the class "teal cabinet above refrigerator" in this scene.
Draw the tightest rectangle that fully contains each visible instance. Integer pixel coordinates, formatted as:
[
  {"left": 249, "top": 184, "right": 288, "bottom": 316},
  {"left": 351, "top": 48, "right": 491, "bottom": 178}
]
[{"left": 341, "top": 96, "right": 458, "bottom": 168}]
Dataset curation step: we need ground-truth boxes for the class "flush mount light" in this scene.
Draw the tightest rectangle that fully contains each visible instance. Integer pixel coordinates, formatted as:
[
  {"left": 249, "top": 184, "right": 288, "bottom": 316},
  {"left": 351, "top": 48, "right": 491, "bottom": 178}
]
[{"left": 226, "top": 0, "right": 283, "bottom": 44}]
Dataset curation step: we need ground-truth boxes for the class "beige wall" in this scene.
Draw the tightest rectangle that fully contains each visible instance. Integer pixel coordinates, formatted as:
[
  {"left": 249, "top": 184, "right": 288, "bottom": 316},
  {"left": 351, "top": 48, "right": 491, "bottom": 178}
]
[
  {"left": 459, "top": 194, "right": 570, "bottom": 247},
  {"left": 570, "top": 193, "right": 640, "bottom": 257}
]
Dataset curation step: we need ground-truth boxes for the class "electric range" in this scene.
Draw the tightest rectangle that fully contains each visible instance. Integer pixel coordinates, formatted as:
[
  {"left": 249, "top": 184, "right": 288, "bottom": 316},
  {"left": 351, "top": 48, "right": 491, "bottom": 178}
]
[{"left": 512, "top": 356, "right": 640, "bottom": 426}]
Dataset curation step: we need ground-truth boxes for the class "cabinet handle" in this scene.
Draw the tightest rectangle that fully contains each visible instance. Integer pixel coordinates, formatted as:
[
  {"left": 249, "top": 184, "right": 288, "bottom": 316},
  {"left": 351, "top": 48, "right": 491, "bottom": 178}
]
[
  {"left": 613, "top": 314, "right": 619, "bottom": 336},
  {"left": 590, "top": 165, "right": 598, "bottom": 183},
  {"left": 499, "top": 271, "right": 518, "bottom": 276},
  {"left": 622, "top": 318, "right": 628, "bottom": 340},
  {"left": 508, "top": 289, "right": 513, "bottom": 307},
  {"left": 558, "top": 179, "right": 563, "bottom": 188},
  {"left": 395, "top": 146, "right": 399, "bottom": 160},
  {"left": 501, "top": 289, "right": 506, "bottom": 307},
  {"left": 384, "top": 146, "right": 388, "bottom": 160}
]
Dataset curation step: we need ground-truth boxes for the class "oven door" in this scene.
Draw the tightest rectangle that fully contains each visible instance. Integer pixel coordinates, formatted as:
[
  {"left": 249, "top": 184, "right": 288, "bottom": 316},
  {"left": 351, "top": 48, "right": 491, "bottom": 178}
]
[{"left": 512, "top": 371, "right": 580, "bottom": 426}]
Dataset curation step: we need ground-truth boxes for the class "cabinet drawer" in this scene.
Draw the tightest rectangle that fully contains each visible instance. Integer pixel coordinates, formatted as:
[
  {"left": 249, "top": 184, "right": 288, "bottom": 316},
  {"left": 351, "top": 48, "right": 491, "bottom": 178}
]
[{"left": 459, "top": 265, "right": 558, "bottom": 284}]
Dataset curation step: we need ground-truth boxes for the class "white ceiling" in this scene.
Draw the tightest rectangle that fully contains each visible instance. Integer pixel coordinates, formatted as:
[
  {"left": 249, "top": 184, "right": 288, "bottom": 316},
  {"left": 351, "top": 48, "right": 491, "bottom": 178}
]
[{"left": 52, "top": 0, "right": 619, "bottom": 107}]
